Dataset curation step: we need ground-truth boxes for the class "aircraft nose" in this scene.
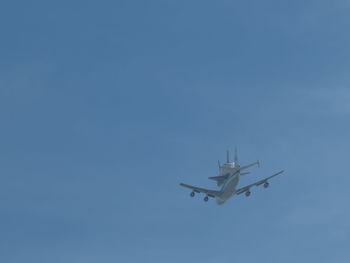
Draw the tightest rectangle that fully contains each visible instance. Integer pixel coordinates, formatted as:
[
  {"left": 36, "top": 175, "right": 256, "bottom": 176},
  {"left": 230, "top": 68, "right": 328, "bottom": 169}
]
[{"left": 216, "top": 198, "right": 225, "bottom": 205}]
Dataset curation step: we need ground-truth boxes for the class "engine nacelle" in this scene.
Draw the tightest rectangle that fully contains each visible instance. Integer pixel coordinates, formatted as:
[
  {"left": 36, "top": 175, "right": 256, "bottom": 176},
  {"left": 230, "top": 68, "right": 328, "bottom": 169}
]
[
  {"left": 204, "top": 196, "right": 209, "bottom": 202},
  {"left": 245, "top": 191, "right": 251, "bottom": 197},
  {"left": 190, "top": 191, "right": 195, "bottom": 197},
  {"left": 264, "top": 182, "right": 269, "bottom": 188}
]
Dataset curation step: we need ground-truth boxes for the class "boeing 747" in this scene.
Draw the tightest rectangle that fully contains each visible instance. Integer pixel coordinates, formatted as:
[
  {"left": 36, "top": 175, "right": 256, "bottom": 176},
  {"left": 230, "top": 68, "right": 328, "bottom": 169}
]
[{"left": 180, "top": 148, "right": 283, "bottom": 205}]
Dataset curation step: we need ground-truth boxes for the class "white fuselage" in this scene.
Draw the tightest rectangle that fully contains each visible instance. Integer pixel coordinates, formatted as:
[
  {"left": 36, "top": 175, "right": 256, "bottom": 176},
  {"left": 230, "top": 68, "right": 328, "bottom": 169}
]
[{"left": 216, "top": 162, "right": 240, "bottom": 205}]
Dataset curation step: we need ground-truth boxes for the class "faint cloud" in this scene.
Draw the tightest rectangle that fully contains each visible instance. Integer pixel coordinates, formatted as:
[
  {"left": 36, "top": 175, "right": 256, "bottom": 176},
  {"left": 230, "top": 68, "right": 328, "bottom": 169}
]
[
  {"left": 301, "top": 0, "right": 350, "bottom": 26},
  {"left": 312, "top": 87, "right": 350, "bottom": 115},
  {"left": 0, "top": 61, "right": 52, "bottom": 104},
  {"left": 286, "top": 191, "right": 350, "bottom": 241}
]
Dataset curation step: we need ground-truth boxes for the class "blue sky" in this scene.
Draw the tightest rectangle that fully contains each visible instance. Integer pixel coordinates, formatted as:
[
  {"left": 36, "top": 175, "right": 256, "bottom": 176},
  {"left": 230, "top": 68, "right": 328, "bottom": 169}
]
[{"left": 1, "top": 0, "right": 350, "bottom": 262}]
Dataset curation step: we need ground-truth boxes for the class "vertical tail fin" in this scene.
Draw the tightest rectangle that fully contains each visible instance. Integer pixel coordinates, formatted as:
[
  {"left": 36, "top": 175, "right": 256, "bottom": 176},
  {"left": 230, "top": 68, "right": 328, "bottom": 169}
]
[
  {"left": 234, "top": 147, "right": 238, "bottom": 163},
  {"left": 226, "top": 150, "right": 229, "bottom": 163}
]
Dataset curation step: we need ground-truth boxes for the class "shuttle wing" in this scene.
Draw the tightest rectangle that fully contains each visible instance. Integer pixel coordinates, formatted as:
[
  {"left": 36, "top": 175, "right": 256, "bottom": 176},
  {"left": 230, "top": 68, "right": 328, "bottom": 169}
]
[
  {"left": 235, "top": 170, "right": 284, "bottom": 195},
  {"left": 179, "top": 183, "right": 221, "bottom": 198}
]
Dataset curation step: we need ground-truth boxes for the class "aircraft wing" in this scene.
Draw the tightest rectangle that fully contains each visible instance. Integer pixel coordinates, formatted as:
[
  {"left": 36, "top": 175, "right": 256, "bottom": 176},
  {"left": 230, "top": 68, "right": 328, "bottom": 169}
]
[
  {"left": 179, "top": 183, "right": 221, "bottom": 198},
  {"left": 239, "top": 160, "right": 260, "bottom": 171},
  {"left": 235, "top": 170, "right": 284, "bottom": 195},
  {"left": 208, "top": 175, "right": 227, "bottom": 181}
]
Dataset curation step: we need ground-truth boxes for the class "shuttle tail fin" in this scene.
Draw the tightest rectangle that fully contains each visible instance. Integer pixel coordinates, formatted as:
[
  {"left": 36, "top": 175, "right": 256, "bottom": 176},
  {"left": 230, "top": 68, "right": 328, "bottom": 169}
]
[{"left": 234, "top": 147, "right": 238, "bottom": 164}]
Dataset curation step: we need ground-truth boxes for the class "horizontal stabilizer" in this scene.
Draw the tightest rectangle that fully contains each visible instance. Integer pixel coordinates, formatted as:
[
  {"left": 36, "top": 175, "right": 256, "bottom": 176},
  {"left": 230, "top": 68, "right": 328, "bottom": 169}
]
[{"left": 240, "top": 161, "right": 259, "bottom": 171}]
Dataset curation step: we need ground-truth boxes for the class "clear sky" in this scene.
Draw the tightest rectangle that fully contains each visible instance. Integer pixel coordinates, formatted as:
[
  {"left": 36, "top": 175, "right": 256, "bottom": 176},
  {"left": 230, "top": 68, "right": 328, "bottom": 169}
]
[{"left": 1, "top": 1, "right": 350, "bottom": 262}]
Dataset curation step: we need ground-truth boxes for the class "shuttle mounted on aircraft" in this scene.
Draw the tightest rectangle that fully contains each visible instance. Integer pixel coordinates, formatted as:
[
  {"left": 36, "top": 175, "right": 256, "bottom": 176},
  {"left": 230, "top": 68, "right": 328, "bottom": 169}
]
[{"left": 180, "top": 148, "right": 284, "bottom": 205}]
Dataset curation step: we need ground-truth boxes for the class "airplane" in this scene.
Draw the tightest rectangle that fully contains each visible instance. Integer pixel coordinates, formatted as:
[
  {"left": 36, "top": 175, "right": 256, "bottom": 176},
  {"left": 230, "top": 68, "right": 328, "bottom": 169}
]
[{"left": 180, "top": 148, "right": 284, "bottom": 205}]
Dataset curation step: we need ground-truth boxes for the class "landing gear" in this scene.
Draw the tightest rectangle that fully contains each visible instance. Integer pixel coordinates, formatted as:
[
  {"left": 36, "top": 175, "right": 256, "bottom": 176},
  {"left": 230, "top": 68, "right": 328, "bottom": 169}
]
[
  {"left": 190, "top": 191, "right": 195, "bottom": 197},
  {"left": 264, "top": 182, "right": 269, "bottom": 188},
  {"left": 204, "top": 196, "right": 209, "bottom": 202},
  {"left": 245, "top": 191, "right": 251, "bottom": 197}
]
